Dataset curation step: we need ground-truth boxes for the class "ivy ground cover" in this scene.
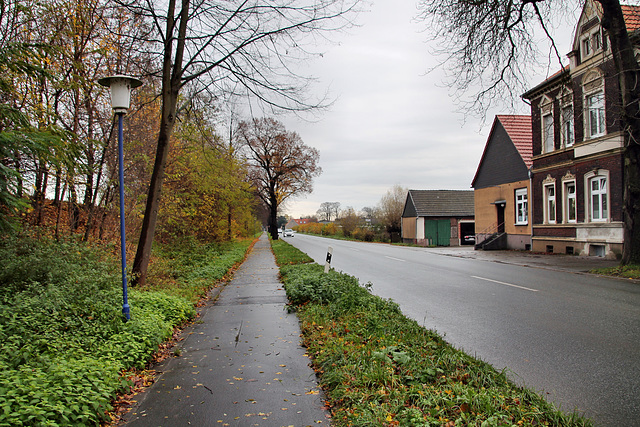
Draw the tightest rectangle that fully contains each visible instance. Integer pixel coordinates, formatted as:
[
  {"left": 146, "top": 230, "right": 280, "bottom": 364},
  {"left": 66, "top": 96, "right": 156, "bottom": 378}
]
[{"left": 0, "top": 229, "right": 252, "bottom": 426}]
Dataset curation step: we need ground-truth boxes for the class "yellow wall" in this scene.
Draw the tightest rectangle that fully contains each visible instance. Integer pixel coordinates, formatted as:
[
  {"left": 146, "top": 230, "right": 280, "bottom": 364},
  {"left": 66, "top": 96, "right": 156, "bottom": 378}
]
[{"left": 474, "top": 180, "right": 531, "bottom": 237}]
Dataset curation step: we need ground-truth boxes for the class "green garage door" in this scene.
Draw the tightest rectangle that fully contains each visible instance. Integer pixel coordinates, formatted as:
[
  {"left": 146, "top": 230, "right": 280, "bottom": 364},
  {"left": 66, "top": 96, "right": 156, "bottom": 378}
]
[{"left": 424, "top": 219, "right": 450, "bottom": 246}]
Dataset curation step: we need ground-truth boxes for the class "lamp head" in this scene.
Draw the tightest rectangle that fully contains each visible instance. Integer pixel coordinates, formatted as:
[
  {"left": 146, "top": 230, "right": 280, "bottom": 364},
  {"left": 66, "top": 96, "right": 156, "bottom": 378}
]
[{"left": 98, "top": 75, "right": 143, "bottom": 114}]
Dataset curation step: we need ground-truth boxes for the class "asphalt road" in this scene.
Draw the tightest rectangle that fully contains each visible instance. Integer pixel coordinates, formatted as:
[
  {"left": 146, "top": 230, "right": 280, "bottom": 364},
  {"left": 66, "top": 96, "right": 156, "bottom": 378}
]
[{"left": 283, "top": 233, "right": 640, "bottom": 427}]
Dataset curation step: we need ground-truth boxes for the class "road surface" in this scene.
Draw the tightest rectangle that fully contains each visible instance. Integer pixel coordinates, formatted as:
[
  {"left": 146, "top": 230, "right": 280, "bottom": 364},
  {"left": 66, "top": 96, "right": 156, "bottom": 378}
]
[{"left": 283, "top": 233, "right": 640, "bottom": 426}]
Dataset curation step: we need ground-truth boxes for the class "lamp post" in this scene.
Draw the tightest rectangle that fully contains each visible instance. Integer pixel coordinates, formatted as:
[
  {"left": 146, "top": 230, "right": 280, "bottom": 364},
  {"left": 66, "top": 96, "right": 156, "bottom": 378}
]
[{"left": 98, "top": 75, "right": 143, "bottom": 321}]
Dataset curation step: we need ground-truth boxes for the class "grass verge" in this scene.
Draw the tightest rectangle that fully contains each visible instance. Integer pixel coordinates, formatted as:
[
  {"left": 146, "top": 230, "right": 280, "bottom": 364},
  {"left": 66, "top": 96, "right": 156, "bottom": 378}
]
[
  {"left": 271, "top": 239, "right": 592, "bottom": 427},
  {"left": 590, "top": 264, "right": 640, "bottom": 280}
]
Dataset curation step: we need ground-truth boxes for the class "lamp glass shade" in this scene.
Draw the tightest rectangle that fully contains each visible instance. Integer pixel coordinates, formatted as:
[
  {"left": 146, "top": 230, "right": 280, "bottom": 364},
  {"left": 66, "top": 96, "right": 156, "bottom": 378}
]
[{"left": 98, "top": 75, "right": 143, "bottom": 113}]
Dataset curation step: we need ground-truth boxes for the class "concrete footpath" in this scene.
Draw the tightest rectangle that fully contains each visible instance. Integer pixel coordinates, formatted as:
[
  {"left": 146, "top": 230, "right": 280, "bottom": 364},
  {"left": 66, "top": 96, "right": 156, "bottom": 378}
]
[{"left": 123, "top": 234, "right": 329, "bottom": 427}]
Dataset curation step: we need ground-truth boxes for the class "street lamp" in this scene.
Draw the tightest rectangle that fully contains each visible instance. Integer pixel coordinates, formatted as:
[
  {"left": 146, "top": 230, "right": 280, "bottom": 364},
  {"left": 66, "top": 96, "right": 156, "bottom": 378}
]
[{"left": 98, "top": 75, "right": 143, "bottom": 321}]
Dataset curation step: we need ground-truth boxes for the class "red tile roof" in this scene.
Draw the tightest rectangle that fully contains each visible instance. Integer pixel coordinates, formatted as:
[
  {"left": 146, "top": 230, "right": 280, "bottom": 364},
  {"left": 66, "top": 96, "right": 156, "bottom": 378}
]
[
  {"left": 496, "top": 115, "right": 533, "bottom": 168},
  {"left": 623, "top": 5, "right": 640, "bottom": 32}
]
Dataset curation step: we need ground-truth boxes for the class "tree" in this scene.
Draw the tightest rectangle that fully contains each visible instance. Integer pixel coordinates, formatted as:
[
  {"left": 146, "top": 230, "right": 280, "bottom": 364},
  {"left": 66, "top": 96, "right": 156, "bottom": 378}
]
[
  {"left": 378, "top": 185, "right": 407, "bottom": 234},
  {"left": 417, "top": 0, "right": 640, "bottom": 264},
  {"left": 339, "top": 206, "right": 360, "bottom": 236},
  {"left": 317, "top": 201, "right": 341, "bottom": 222},
  {"left": 126, "top": 0, "right": 361, "bottom": 285},
  {"left": 237, "top": 117, "right": 321, "bottom": 240}
]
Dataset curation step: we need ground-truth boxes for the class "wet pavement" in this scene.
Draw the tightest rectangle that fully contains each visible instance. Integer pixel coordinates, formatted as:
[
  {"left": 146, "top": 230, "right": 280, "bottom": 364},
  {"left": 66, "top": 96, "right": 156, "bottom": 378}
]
[
  {"left": 422, "top": 245, "right": 621, "bottom": 274},
  {"left": 123, "top": 234, "right": 329, "bottom": 427}
]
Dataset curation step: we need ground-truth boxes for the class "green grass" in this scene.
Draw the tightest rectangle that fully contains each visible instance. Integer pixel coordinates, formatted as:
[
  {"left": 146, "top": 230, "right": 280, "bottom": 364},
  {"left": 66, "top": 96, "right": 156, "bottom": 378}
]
[
  {"left": 272, "top": 239, "right": 592, "bottom": 427},
  {"left": 270, "top": 237, "right": 314, "bottom": 266},
  {"left": 0, "top": 227, "right": 253, "bottom": 426},
  {"left": 590, "top": 264, "right": 640, "bottom": 279}
]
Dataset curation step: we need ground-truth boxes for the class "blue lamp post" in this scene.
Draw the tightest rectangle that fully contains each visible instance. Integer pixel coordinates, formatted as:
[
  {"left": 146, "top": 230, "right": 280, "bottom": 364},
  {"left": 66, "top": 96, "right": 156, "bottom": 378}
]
[{"left": 98, "top": 75, "right": 143, "bottom": 321}]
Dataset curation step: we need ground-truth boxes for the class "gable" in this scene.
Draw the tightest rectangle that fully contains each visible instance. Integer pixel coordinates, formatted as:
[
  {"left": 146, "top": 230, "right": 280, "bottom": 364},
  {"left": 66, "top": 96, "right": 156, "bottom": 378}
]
[
  {"left": 402, "top": 192, "right": 417, "bottom": 217},
  {"left": 472, "top": 117, "right": 531, "bottom": 189}
]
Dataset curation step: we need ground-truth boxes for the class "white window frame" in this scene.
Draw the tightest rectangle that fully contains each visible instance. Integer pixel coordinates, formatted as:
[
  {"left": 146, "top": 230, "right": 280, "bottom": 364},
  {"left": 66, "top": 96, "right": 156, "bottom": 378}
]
[
  {"left": 544, "top": 183, "right": 557, "bottom": 224},
  {"left": 561, "top": 104, "right": 574, "bottom": 147},
  {"left": 582, "top": 36, "right": 591, "bottom": 58},
  {"left": 563, "top": 180, "right": 577, "bottom": 223},
  {"left": 586, "top": 91, "right": 605, "bottom": 138},
  {"left": 542, "top": 112, "right": 555, "bottom": 153},
  {"left": 584, "top": 170, "right": 610, "bottom": 223},
  {"left": 515, "top": 188, "right": 528, "bottom": 225}
]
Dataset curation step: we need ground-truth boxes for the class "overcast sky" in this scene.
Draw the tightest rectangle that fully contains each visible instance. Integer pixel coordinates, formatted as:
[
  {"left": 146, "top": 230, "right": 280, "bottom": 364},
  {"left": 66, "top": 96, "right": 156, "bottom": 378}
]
[{"left": 279, "top": 1, "right": 576, "bottom": 219}]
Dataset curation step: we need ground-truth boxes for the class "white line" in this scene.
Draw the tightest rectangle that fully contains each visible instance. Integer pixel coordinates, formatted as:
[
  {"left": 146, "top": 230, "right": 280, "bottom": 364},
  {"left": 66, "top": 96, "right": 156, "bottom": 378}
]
[
  {"left": 471, "top": 276, "right": 539, "bottom": 292},
  {"left": 385, "top": 256, "right": 406, "bottom": 262}
]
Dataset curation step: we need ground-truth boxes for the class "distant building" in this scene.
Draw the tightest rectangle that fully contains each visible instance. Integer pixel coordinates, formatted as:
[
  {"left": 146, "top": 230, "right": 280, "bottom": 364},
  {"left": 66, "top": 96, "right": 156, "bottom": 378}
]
[
  {"left": 401, "top": 190, "right": 475, "bottom": 246},
  {"left": 285, "top": 218, "right": 312, "bottom": 229}
]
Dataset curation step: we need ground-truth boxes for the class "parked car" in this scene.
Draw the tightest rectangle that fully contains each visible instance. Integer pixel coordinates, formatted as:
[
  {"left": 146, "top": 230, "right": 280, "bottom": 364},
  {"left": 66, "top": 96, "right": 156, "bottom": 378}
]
[
  {"left": 283, "top": 229, "right": 295, "bottom": 237},
  {"left": 463, "top": 235, "right": 476, "bottom": 244}
]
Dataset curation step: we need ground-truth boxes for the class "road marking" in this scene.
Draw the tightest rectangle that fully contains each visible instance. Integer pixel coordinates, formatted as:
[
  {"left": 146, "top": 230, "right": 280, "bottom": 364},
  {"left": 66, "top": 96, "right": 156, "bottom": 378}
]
[
  {"left": 471, "top": 276, "right": 539, "bottom": 292},
  {"left": 385, "top": 256, "right": 406, "bottom": 262}
]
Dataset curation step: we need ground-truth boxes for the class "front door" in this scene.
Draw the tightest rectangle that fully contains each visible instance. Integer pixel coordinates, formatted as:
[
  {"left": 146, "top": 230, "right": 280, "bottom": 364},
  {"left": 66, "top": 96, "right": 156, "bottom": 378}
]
[{"left": 497, "top": 204, "right": 505, "bottom": 233}]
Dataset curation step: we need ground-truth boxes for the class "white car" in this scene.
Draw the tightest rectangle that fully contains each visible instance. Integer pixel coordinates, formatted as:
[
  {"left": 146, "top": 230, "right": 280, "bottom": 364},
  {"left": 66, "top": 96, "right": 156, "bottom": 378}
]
[{"left": 283, "top": 229, "right": 294, "bottom": 237}]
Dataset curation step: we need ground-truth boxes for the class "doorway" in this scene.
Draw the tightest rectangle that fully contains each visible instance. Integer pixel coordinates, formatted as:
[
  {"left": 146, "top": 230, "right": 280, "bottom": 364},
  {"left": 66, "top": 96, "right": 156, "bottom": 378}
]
[{"left": 496, "top": 203, "right": 505, "bottom": 233}]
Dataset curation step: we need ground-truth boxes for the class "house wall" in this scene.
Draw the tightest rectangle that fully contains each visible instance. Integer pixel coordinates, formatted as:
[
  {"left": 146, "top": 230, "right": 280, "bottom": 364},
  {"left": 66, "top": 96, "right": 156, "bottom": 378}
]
[
  {"left": 402, "top": 216, "right": 474, "bottom": 246},
  {"left": 531, "top": 151, "right": 623, "bottom": 258},
  {"left": 528, "top": 39, "right": 624, "bottom": 259},
  {"left": 474, "top": 180, "right": 531, "bottom": 250},
  {"left": 401, "top": 217, "right": 417, "bottom": 241}
]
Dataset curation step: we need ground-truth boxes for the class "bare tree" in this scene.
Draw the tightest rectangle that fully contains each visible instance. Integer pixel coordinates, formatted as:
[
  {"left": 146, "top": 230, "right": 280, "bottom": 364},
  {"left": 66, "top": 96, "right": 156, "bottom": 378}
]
[
  {"left": 317, "top": 201, "right": 341, "bottom": 222},
  {"left": 378, "top": 184, "right": 407, "bottom": 234},
  {"left": 121, "top": 0, "right": 360, "bottom": 285},
  {"left": 417, "top": 0, "right": 640, "bottom": 264},
  {"left": 237, "top": 117, "right": 321, "bottom": 240}
]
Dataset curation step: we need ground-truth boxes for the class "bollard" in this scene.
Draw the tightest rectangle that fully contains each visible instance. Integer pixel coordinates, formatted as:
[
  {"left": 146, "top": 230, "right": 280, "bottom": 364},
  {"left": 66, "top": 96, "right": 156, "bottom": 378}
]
[{"left": 324, "top": 246, "right": 333, "bottom": 273}]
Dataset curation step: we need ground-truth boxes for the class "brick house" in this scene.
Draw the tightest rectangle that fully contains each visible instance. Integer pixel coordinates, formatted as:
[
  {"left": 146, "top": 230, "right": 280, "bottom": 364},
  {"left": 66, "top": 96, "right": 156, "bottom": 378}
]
[
  {"left": 522, "top": 1, "right": 640, "bottom": 258},
  {"left": 471, "top": 115, "right": 533, "bottom": 250},
  {"left": 401, "top": 190, "right": 475, "bottom": 246}
]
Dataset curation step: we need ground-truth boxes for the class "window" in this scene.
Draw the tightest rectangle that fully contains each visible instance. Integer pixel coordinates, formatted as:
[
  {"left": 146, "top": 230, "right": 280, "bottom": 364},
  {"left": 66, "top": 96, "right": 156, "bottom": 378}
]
[
  {"left": 561, "top": 105, "right": 574, "bottom": 147},
  {"left": 582, "top": 29, "right": 603, "bottom": 59},
  {"left": 544, "top": 184, "right": 556, "bottom": 224},
  {"left": 582, "top": 37, "right": 591, "bottom": 57},
  {"left": 543, "top": 113, "right": 554, "bottom": 153},
  {"left": 587, "top": 91, "right": 605, "bottom": 137},
  {"left": 590, "top": 176, "right": 608, "bottom": 221},
  {"left": 515, "top": 188, "right": 528, "bottom": 225},
  {"left": 564, "top": 181, "right": 577, "bottom": 223},
  {"left": 593, "top": 31, "right": 602, "bottom": 51}
]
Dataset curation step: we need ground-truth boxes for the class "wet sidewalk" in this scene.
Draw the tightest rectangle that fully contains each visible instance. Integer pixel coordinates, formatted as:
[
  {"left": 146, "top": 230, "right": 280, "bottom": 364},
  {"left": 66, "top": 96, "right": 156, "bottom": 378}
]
[
  {"left": 421, "top": 245, "right": 620, "bottom": 273},
  {"left": 123, "top": 234, "right": 329, "bottom": 427}
]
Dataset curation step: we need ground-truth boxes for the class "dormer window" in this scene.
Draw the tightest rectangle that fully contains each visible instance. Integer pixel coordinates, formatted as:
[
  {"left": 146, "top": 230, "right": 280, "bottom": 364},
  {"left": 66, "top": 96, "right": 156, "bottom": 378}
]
[
  {"left": 581, "top": 27, "right": 604, "bottom": 59},
  {"left": 593, "top": 31, "right": 602, "bottom": 51},
  {"left": 582, "top": 37, "right": 591, "bottom": 57}
]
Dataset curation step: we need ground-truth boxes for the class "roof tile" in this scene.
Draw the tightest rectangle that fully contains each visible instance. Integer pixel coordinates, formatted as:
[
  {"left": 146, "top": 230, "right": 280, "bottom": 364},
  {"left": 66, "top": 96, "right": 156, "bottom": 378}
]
[
  {"left": 496, "top": 115, "right": 533, "bottom": 168},
  {"left": 623, "top": 5, "right": 640, "bottom": 32}
]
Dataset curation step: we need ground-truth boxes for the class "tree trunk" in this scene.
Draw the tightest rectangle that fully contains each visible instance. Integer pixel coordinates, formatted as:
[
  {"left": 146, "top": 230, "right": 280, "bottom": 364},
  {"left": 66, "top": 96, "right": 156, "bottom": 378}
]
[
  {"left": 268, "top": 188, "right": 279, "bottom": 240},
  {"left": 131, "top": 0, "right": 186, "bottom": 286},
  {"left": 598, "top": 0, "right": 640, "bottom": 264},
  {"left": 131, "top": 101, "right": 177, "bottom": 285}
]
